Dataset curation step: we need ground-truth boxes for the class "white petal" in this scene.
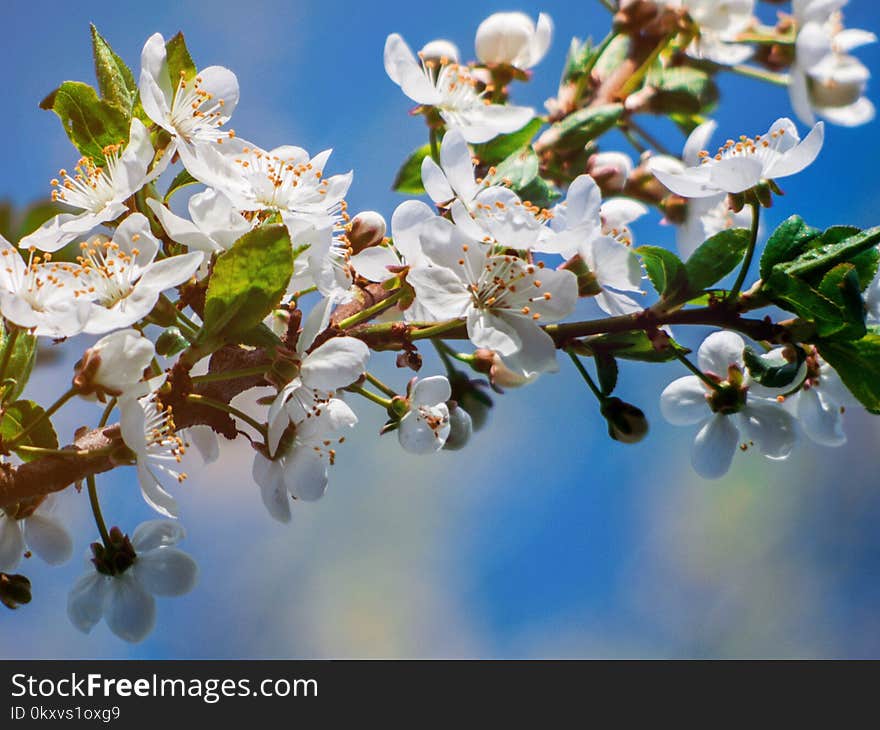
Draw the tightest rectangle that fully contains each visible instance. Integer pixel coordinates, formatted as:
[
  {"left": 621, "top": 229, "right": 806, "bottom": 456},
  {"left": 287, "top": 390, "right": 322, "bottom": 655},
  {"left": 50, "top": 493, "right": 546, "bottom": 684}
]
[
  {"left": 691, "top": 414, "right": 739, "bottom": 479},
  {"left": 196, "top": 65, "right": 239, "bottom": 119},
  {"left": 351, "top": 246, "right": 399, "bottom": 282},
  {"left": 67, "top": 571, "right": 109, "bottom": 634},
  {"left": 740, "top": 399, "right": 797, "bottom": 459},
  {"left": 132, "top": 520, "right": 186, "bottom": 552},
  {"left": 104, "top": 573, "right": 157, "bottom": 643},
  {"left": 708, "top": 155, "right": 764, "bottom": 193},
  {"left": 24, "top": 513, "right": 72, "bottom": 565},
  {"left": 439, "top": 128, "right": 478, "bottom": 201},
  {"left": 528, "top": 13, "right": 554, "bottom": 67},
  {"left": 683, "top": 120, "right": 717, "bottom": 166},
  {"left": 282, "top": 447, "right": 329, "bottom": 502},
  {"left": 649, "top": 163, "right": 720, "bottom": 198},
  {"left": 764, "top": 122, "right": 824, "bottom": 179},
  {"left": 301, "top": 337, "right": 369, "bottom": 391},
  {"left": 253, "top": 453, "right": 291, "bottom": 523},
  {"left": 697, "top": 331, "right": 745, "bottom": 377},
  {"left": 407, "top": 266, "right": 471, "bottom": 319},
  {"left": 421, "top": 156, "right": 454, "bottom": 204},
  {"left": 661, "top": 376, "right": 709, "bottom": 425},
  {"left": 398, "top": 404, "right": 451, "bottom": 454},
  {"left": 185, "top": 425, "right": 219, "bottom": 464},
  {"left": 796, "top": 387, "right": 846, "bottom": 447},
  {"left": 0, "top": 515, "right": 24, "bottom": 571},
  {"left": 146, "top": 198, "right": 218, "bottom": 252},
  {"left": 391, "top": 200, "right": 435, "bottom": 266},
  {"left": 133, "top": 547, "right": 198, "bottom": 597},
  {"left": 467, "top": 308, "right": 521, "bottom": 356},
  {"left": 412, "top": 375, "right": 452, "bottom": 406}
]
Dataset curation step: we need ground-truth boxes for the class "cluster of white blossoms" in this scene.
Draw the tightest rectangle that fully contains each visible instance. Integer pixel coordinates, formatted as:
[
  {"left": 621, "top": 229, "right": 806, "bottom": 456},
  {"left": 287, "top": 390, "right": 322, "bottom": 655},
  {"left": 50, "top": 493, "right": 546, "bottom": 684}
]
[
  {"left": 0, "top": 4, "right": 877, "bottom": 640},
  {"left": 790, "top": 0, "right": 876, "bottom": 126}
]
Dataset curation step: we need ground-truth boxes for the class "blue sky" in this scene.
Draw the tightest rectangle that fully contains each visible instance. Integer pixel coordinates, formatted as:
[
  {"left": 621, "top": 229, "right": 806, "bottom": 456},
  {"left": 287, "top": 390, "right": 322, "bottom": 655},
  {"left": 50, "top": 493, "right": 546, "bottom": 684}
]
[{"left": 2, "top": 1, "right": 880, "bottom": 658}]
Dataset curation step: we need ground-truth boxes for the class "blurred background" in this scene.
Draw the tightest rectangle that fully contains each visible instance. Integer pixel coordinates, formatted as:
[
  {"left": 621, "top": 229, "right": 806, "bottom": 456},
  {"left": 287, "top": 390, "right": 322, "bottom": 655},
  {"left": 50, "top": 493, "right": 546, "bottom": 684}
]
[{"left": 2, "top": 0, "right": 880, "bottom": 658}]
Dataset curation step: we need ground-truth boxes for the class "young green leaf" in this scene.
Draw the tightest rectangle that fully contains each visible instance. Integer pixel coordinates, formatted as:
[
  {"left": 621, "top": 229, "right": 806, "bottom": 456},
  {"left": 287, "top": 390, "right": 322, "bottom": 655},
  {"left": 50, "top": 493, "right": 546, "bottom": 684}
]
[
  {"left": 0, "top": 401, "right": 59, "bottom": 461},
  {"left": 584, "top": 331, "right": 680, "bottom": 363},
  {"left": 472, "top": 118, "right": 543, "bottom": 165},
  {"left": 685, "top": 228, "right": 751, "bottom": 292},
  {"left": 202, "top": 224, "right": 294, "bottom": 344},
  {"left": 40, "top": 81, "right": 130, "bottom": 162},
  {"left": 743, "top": 345, "right": 806, "bottom": 389},
  {"left": 759, "top": 215, "right": 821, "bottom": 280},
  {"left": 815, "top": 263, "right": 866, "bottom": 340},
  {"left": 90, "top": 24, "right": 137, "bottom": 113},
  {"left": 490, "top": 147, "right": 540, "bottom": 190},
  {"left": 779, "top": 225, "right": 880, "bottom": 278},
  {"left": 165, "top": 32, "right": 197, "bottom": 89},
  {"left": 636, "top": 245, "right": 689, "bottom": 302},
  {"left": 595, "top": 351, "right": 618, "bottom": 396},
  {"left": 164, "top": 169, "right": 199, "bottom": 203},
  {"left": 393, "top": 144, "right": 431, "bottom": 195},
  {"left": 817, "top": 331, "right": 880, "bottom": 414},
  {"left": 0, "top": 322, "right": 37, "bottom": 404},
  {"left": 647, "top": 67, "right": 719, "bottom": 115},
  {"left": 543, "top": 103, "right": 623, "bottom": 154},
  {"left": 765, "top": 268, "right": 845, "bottom": 323}
]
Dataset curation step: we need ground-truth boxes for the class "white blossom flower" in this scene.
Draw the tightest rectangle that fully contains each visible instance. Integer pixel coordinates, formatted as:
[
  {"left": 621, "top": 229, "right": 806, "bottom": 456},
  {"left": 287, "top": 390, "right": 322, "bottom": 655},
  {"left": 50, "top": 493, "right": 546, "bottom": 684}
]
[
  {"left": 786, "top": 348, "right": 857, "bottom": 447},
  {"left": 408, "top": 216, "right": 578, "bottom": 374},
  {"left": 267, "top": 335, "right": 370, "bottom": 457},
  {"left": 384, "top": 33, "right": 534, "bottom": 143},
  {"left": 649, "top": 117, "right": 824, "bottom": 198},
  {"left": 658, "top": 0, "right": 756, "bottom": 65},
  {"left": 119, "top": 386, "right": 188, "bottom": 518},
  {"left": 21, "top": 119, "right": 157, "bottom": 253},
  {"left": 790, "top": 0, "right": 876, "bottom": 126},
  {"left": 398, "top": 375, "right": 452, "bottom": 454},
  {"left": 67, "top": 520, "right": 197, "bottom": 643},
  {"left": 420, "top": 39, "right": 460, "bottom": 64},
  {"left": 660, "top": 331, "right": 797, "bottom": 479},
  {"left": 74, "top": 213, "right": 203, "bottom": 334},
  {"left": 421, "top": 128, "right": 484, "bottom": 206},
  {"left": 74, "top": 328, "right": 155, "bottom": 400},
  {"left": 650, "top": 120, "right": 752, "bottom": 256},
  {"left": 139, "top": 32, "right": 239, "bottom": 167},
  {"left": 254, "top": 395, "right": 358, "bottom": 520},
  {"left": 146, "top": 188, "right": 251, "bottom": 257},
  {"left": 0, "top": 495, "right": 72, "bottom": 572},
  {"left": 542, "top": 175, "right": 644, "bottom": 315},
  {"left": 0, "top": 238, "right": 90, "bottom": 338},
  {"left": 588, "top": 151, "right": 634, "bottom": 192},
  {"left": 475, "top": 12, "right": 553, "bottom": 70}
]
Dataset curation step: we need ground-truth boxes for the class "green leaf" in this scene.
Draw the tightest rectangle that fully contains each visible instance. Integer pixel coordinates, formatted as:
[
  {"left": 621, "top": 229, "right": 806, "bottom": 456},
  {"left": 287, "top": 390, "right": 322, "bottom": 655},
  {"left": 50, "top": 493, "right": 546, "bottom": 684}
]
[
  {"left": 636, "top": 245, "right": 689, "bottom": 302},
  {"left": 165, "top": 32, "right": 197, "bottom": 90},
  {"left": 491, "top": 147, "right": 540, "bottom": 190},
  {"left": 779, "top": 225, "right": 880, "bottom": 278},
  {"left": 648, "top": 67, "right": 718, "bottom": 114},
  {"left": 585, "top": 331, "right": 680, "bottom": 363},
  {"left": 90, "top": 24, "right": 136, "bottom": 113},
  {"left": 595, "top": 351, "right": 618, "bottom": 396},
  {"left": 765, "top": 269, "right": 844, "bottom": 323},
  {"left": 393, "top": 144, "right": 431, "bottom": 195},
  {"left": 850, "top": 247, "right": 880, "bottom": 291},
  {"left": 473, "top": 118, "right": 543, "bottom": 165},
  {"left": 816, "top": 263, "right": 866, "bottom": 340},
  {"left": 544, "top": 103, "right": 624, "bottom": 154},
  {"left": 743, "top": 345, "right": 806, "bottom": 389},
  {"left": 759, "top": 215, "right": 821, "bottom": 280},
  {"left": 817, "top": 331, "right": 880, "bottom": 414},
  {"left": 202, "top": 225, "right": 294, "bottom": 344},
  {"left": 0, "top": 325, "right": 37, "bottom": 405},
  {"left": 685, "top": 228, "right": 751, "bottom": 292},
  {"left": 0, "top": 401, "right": 58, "bottom": 462},
  {"left": 516, "top": 176, "right": 560, "bottom": 210},
  {"left": 164, "top": 169, "right": 199, "bottom": 203},
  {"left": 40, "top": 81, "right": 130, "bottom": 162}
]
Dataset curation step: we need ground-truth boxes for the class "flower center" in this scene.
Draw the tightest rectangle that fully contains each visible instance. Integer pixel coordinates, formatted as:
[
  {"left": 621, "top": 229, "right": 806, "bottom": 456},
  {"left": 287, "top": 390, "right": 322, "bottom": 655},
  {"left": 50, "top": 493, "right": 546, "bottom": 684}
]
[{"left": 50, "top": 143, "right": 125, "bottom": 212}]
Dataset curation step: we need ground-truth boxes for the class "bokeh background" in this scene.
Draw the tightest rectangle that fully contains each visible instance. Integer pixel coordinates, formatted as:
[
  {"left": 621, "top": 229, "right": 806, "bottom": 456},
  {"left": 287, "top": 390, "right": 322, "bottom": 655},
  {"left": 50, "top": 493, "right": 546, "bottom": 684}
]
[{"left": 2, "top": 0, "right": 880, "bottom": 658}]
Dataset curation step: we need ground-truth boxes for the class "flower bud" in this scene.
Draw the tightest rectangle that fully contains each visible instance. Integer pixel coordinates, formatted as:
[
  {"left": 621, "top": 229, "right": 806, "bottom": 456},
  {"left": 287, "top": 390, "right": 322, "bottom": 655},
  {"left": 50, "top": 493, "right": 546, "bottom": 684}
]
[
  {"left": 155, "top": 326, "right": 189, "bottom": 357},
  {"left": 588, "top": 151, "right": 634, "bottom": 193},
  {"left": 0, "top": 572, "right": 31, "bottom": 609},
  {"left": 475, "top": 12, "right": 552, "bottom": 70},
  {"left": 473, "top": 349, "right": 535, "bottom": 389},
  {"left": 347, "top": 211, "right": 387, "bottom": 254},
  {"left": 453, "top": 381, "right": 493, "bottom": 432},
  {"left": 73, "top": 329, "right": 155, "bottom": 401},
  {"left": 443, "top": 403, "right": 473, "bottom": 451},
  {"left": 600, "top": 397, "right": 649, "bottom": 444},
  {"left": 420, "top": 39, "right": 460, "bottom": 65}
]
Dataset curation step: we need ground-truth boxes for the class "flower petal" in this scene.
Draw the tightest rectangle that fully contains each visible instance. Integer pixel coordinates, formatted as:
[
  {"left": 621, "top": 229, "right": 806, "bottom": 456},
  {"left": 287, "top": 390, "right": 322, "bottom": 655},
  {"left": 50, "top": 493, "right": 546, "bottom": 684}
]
[
  {"left": 697, "top": 331, "right": 745, "bottom": 377},
  {"left": 796, "top": 387, "right": 846, "bottom": 447},
  {"left": 133, "top": 547, "right": 198, "bottom": 597},
  {"left": 0, "top": 515, "right": 24, "bottom": 572},
  {"left": 691, "top": 414, "right": 739, "bottom": 479},
  {"left": 301, "top": 337, "right": 369, "bottom": 391},
  {"left": 132, "top": 520, "right": 186, "bottom": 552},
  {"left": 282, "top": 447, "right": 329, "bottom": 502},
  {"left": 24, "top": 513, "right": 72, "bottom": 566},
  {"left": 740, "top": 398, "right": 798, "bottom": 459},
  {"left": 67, "top": 571, "right": 109, "bottom": 634},
  {"left": 660, "top": 376, "right": 709, "bottom": 425},
  {"left": 104, "top": 573, "right": 157, "bottom": 643},
  {"left": 412, "top": 375, "right": 452, "bottom": 406}
]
